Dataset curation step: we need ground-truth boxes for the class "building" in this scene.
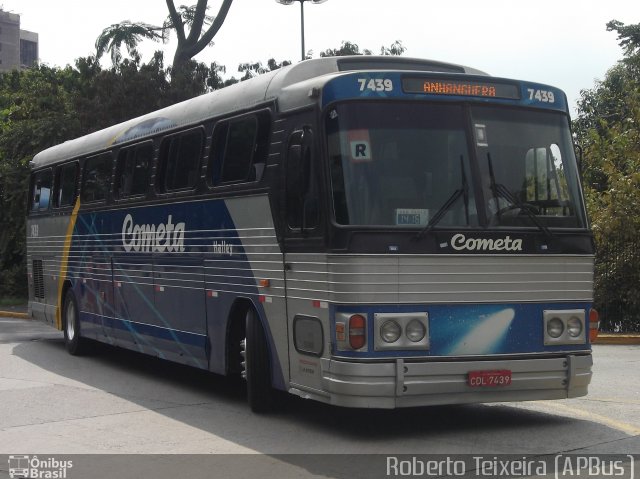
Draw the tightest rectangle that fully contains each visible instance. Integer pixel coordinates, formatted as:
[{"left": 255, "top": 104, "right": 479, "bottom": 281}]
[{"left": 0, "top": 10, "right": 39, "bottom": 72}]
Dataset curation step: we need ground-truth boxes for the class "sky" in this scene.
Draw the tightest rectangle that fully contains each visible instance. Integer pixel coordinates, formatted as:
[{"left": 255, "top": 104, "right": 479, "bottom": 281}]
[{"left": 5, "top": 0, "right": 640, "bottom": 115}]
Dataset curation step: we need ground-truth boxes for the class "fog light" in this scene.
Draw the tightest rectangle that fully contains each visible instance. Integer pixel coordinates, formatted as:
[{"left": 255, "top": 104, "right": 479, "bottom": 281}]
[
  {"left": 567, "top": 316, "right": 583, "bottom": 337},
  {"left": 547, "top": 317, "right": 564, "bottom": 338},
  {"left": 380, "top": 320, "right": 401, "bottom": 343},
  {"left": 406, "top": 319, "right": 426, "bottom": 342}
]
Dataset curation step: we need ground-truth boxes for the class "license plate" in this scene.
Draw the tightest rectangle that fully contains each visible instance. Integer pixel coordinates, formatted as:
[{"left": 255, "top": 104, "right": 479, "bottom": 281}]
[{"left": 468, "top": 370, "right": 512, "bottom": 387}]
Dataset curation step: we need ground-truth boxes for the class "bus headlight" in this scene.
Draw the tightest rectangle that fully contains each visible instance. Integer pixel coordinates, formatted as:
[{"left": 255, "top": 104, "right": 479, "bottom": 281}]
[
  {"left": 567, "top": 316, "right": 583, "bottom": 337},
  {"left": 543, "top": 310, "right": 586, "bottom": 345},
  {"left": 406, "top": 319, "right": 426, "bottom": 342},
  {"left": 380, "top": 320, "right": 401, "bottom": 343},
  {"left": 547, "top": 317, "right": 564, "bottom": 338},
  {"left": 374, "top": 312, "right": 429, "bottom": 351}
]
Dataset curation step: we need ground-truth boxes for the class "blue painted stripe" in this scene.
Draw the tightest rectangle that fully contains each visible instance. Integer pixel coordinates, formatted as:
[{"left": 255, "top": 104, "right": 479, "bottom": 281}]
[{"left": 80, "top": 312, "right": 207, "bottom": 348}]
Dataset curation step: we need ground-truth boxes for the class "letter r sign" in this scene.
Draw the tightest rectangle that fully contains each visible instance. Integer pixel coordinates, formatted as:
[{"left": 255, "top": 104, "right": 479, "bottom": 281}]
[
  {"left": 350, "top": 141, "right": 371, "bottom": 161},
  {"left": 348, "top": 129, "right": 373, "bottom": 163}
]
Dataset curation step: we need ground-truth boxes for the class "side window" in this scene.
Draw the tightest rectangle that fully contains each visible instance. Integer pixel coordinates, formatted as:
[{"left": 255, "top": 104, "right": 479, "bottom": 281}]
[
  {"left": 210, "top": 111, "right": 270, "bottom": 186},
  {"left": 54, "top": 162, "right": 78, "bottom": 208},
  {"left": 158, "top": 128, "right": 203, "bottom": 192},
  {"left": 286, "top": 127, "right": 319, "bottom": 230},
  {"left": 82, "top": 153, "right": 113, "bottom": 203},
  {"left": 220, "top": 118, "right": 257, "bottom": 183},
  {"left": 115, "top": 142, "right": 153, "bottom": 198},
  {"left": 525, "top": 145, "right": 568, "bottom": 203},
  {"left": 30, "top": 169, "right": 53, "bottom": 212}
]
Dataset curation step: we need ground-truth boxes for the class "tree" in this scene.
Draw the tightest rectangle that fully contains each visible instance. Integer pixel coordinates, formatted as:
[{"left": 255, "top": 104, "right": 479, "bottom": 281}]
[
  {"left": 95, "top": 0, "right": 233, "bottom": 75},
  {"left": 168, "top": 0, "right": 233, "bottom": 73},
  {"left": 319, "top": 40, "right": 405, "bottom": 58},
  {"left": 319, "top": 40, "right": 372, "bottom": 57},
  {"left": 237, "top": 58, "right": 291, "bottom": 81},
  {"left": 573, "top": 20, "right": 640, "bottom": 332},
  {"left": 95, "top": 22, "right": 164, "bottom": 66},
  {"left": 231, "top": 40, "right": 405, "bottom": 84},
  {"left": 380, "top": 40, "right": 406, "bottom": 56},
  {"left": 0, "top": 66, "right": 83, "bottom": 297}
]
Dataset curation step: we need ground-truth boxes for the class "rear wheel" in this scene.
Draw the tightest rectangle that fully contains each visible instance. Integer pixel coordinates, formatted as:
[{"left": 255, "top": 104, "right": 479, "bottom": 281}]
[
  {"left": 243, "top": 308, "right": 274, "bottom": 413},
  {"left": 63, "top": 289, "right": 89, "bottom": 355}
]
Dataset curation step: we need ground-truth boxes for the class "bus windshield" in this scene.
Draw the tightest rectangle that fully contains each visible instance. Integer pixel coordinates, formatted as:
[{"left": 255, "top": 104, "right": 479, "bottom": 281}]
[
  {"left": 326, "top": 102, "right": 586, "bottom": 229},
  {"left": 472, "top": 106, "right": 586, "bottom": 229}
]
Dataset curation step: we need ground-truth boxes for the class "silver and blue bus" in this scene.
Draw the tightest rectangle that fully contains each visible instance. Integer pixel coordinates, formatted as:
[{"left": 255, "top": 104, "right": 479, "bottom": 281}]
[{"left": 27, "top": 56, "right": 598, "bottom": 411}]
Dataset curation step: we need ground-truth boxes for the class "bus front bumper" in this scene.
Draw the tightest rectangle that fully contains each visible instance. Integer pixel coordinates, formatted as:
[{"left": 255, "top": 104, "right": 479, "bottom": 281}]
[{"left": 291, "top": 354, "right": 593, "bottom": 408}]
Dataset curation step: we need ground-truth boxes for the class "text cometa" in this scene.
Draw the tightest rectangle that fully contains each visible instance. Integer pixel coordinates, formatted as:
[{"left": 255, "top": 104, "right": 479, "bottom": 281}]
[{"left": 121, "top": 214, "right": 186, "bottom": 253}]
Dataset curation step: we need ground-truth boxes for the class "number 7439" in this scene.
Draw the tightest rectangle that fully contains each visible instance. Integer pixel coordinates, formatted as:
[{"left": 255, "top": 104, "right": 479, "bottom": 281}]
[
  {"left": 358, "top": 78, "right": 393, "bottom": 92},
  {"left": 527, "top": 88, "right": 555, "bottom": 103}
]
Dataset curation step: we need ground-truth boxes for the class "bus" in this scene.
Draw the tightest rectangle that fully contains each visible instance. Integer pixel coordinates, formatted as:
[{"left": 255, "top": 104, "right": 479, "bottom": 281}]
[{"left": 27, "top": 56, "right": 598, "bottom": 412}]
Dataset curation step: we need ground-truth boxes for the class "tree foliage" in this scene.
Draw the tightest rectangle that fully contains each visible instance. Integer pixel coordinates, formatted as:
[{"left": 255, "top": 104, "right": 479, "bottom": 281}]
[
  {"left": 0, "top": 57, "right": 213, "bottom": 297},
  {"left": 574, "top": 20, "right": 640, "bottom": 332},
  {"left": 319, "top": 40, "right": 405, "bottom": 58}
]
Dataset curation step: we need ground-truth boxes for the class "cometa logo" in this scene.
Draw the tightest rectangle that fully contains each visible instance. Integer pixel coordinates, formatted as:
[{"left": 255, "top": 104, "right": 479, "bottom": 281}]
[
  {"left": 121, "top": 214, "right": 186, "bottom": 253},
  {"left": 450, "top": 233, "right": 523, "bottom": 252}
]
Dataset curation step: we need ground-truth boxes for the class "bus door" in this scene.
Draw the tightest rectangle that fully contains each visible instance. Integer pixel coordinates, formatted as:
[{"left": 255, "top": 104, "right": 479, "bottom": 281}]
[
  {"left": 152, "top": 256, "right": 208, "bottom": 368},
  {"left": 111, "top": 253, "right": 155, "bottom": 350},
  {"left": 283, "top": 127, "right": 327, "bottom": 391},
  {"left": 88, "top": 253, "right": 114, "bottom": 340}
]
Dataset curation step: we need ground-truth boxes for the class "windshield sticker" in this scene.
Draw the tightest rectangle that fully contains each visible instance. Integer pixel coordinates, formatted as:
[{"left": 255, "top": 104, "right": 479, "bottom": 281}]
[
  {"left": 475, "top": 124, "right": 488, "bottom": 147},
  {"left": 348, "top": 129, "right": 373, "bottom": 163},
  {"left": 396, "top": 209, "right": 429, "bottom": 226}
]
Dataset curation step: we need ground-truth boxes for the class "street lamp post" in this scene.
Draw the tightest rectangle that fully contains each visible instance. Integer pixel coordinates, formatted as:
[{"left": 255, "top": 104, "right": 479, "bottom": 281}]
[{"left": 275, "top": 0, "right": 327, "bottom": 61}]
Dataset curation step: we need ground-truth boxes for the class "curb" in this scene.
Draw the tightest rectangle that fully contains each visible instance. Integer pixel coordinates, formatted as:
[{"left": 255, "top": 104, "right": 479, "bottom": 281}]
[
  {"left": 593, "top": 334, "right": 640, "bottom": 345},
  {"left": 0, "top": 310, "right": 30, "bottom": 319}
]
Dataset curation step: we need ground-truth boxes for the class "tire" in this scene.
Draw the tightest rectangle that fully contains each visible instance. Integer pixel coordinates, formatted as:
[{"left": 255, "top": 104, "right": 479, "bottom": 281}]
[
  {"left": 63, "top": 289, "right": 89, "bottom": 356},
  {"left": 244, "top": 308, "right": 274, "bottom": 413}
]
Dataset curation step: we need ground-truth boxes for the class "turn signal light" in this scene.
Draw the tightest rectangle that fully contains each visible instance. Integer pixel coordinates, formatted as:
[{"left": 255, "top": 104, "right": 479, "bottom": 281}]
[
  {"left": 589, "top": 308, "right": 600, "bottom": 342},
  {"left": 349, "top": 314, "right": 366, "bottom": 350}
]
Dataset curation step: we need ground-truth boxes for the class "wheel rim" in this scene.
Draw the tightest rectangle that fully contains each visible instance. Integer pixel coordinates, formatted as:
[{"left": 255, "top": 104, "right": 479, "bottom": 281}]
[{"left": 65, "top": 299, "right": 76, "bottom": 341}]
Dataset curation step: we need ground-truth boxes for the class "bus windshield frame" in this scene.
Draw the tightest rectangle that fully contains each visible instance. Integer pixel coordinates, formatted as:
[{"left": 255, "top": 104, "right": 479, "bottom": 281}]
[{"left": 325, "top": 100, "right": 587, "bottom": 231}]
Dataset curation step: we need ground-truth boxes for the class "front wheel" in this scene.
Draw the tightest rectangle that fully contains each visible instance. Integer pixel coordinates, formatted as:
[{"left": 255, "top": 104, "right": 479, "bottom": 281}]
[
  {"left": 63, "top": 289, "right": 89, "bottom": 356},
  {"left": 244, "top": 308, "right": 275, "bottom": 413}
]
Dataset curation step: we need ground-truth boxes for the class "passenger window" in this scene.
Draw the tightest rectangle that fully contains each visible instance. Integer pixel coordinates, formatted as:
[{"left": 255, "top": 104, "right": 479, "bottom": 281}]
[
  {"left": 159, "top": 129, "right": 203, "bottom": 192},
  {"left": 220, "top": 118, "right": 257, "bottom": 183},
  {"left": 55, "top": 163, "right": 78, "bottom": 208},
  {"left": 115, "top": 142, "right": 153, "bottom": 198},
  {"left": 210, "top": 111, "right": 270, "bottom": 186},
  {"left": 82, "top": 153, "right": 113, "bottom": 203},
  {"left": 30, "top": 169, "right": 53, "bottom": 212}
]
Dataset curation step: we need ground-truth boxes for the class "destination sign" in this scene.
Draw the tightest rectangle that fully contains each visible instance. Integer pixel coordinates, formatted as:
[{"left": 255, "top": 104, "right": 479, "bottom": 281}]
[{"left": 402, "top": 77, "right": 520, "bottom": 99}]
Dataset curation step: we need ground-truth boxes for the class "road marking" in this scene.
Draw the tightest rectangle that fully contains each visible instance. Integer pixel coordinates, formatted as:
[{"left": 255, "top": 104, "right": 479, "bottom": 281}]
[{"left": 535, "top": 400, "right": 640, "bottom": 436}]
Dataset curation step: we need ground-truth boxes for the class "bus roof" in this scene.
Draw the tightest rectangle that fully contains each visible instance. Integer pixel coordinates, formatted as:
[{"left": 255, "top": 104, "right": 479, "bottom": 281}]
[{"left": 31, "top": 56, "right": 487, "bottom": 169}]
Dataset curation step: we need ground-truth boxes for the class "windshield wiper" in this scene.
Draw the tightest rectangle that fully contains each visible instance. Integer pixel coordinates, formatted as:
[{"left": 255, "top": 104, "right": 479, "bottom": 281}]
[
  {"left": 486, "top": 153, "right": 553, "bottom": 239},
  {"left": 414, "top": 156, "right": 469, "bottom": 240}
]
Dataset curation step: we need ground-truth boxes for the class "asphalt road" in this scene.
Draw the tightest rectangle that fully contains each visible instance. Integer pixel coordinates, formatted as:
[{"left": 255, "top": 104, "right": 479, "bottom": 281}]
[{"left": 0, "top": 316, "right": 638, "bottom": 478}]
